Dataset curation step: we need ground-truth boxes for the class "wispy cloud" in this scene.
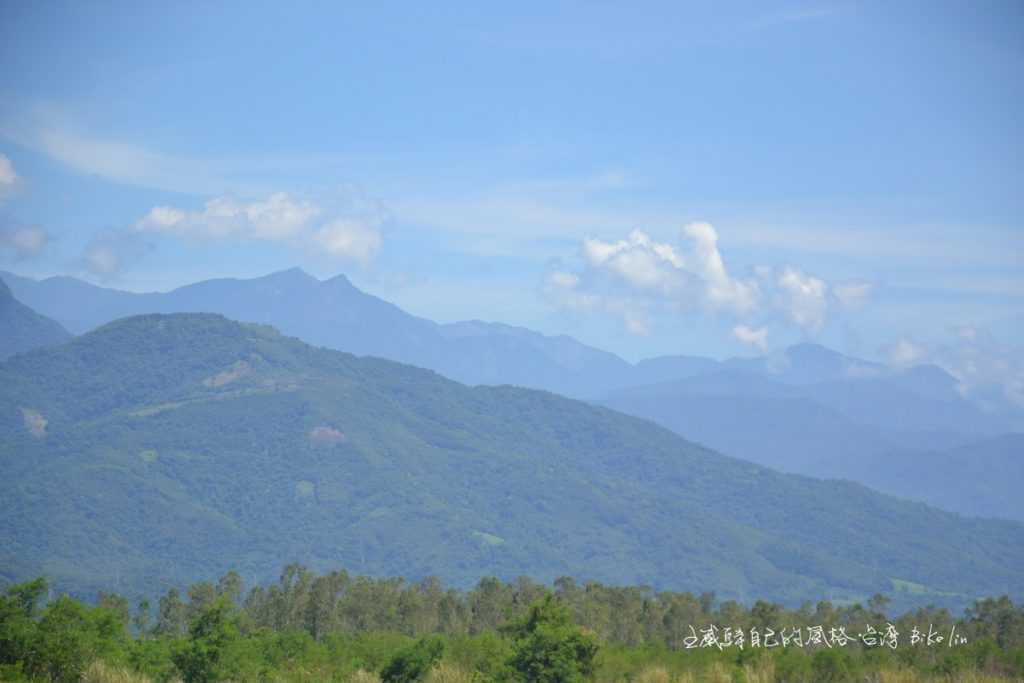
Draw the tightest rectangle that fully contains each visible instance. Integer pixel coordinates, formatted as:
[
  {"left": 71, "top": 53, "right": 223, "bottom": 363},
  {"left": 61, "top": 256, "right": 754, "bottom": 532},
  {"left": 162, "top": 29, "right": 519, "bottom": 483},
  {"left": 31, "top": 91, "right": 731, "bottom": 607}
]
[
  {"left": 742, "top": 3, "right": 847, "bottom": 34},
  {"left": 724, "top": 222, "right": 1024, "bottom": 268},
  {"left": 1, "top": 105, "right": 351, "bottom": 196}
]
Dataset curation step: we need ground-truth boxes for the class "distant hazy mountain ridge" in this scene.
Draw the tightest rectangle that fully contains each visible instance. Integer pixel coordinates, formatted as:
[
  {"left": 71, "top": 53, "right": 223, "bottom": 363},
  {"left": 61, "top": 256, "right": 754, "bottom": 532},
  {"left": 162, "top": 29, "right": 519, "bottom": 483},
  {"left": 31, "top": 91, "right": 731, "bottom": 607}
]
[{"left": 0, "top": 278, "right": 72, "bottom": 360}]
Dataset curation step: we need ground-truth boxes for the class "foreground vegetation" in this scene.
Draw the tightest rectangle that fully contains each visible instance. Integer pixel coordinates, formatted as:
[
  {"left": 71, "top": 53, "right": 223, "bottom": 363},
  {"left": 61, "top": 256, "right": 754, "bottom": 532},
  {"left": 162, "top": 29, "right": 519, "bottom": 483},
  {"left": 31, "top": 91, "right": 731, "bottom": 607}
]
[{"left": 2, "top": 566, "right": 1023, "bottom": 682}]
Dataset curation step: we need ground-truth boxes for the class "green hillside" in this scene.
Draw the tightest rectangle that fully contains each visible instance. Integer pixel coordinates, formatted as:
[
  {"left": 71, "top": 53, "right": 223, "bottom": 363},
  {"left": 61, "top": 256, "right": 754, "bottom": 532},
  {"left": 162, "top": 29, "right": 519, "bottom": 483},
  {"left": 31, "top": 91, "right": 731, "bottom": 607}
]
[{"left": 1, "top": 314, "right": 1022, "bottom": 611}]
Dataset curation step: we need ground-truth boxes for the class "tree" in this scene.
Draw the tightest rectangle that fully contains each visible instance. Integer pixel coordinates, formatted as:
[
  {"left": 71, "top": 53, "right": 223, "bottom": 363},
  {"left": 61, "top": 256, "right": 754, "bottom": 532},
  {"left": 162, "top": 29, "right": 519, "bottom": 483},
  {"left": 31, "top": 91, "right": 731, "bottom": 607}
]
[
  {"left": 97, "top": 591, "right": 130, "bottom": 628},
  {"left": 133, "top": 599, "right": 151, "bottom": 638},
  {"left": 380, "top": 635, "right": 446, "bottom": 683},
  {"left": 216, "top": 571, "right": 243, "bottom": 607},
  {"left": 868, "top": 593, "right": 891, "bottom": 620},
  {"left": 5, "top": 578, "right": 47, "bottom": 619},
  {"left": 172, "top": 598, "right": 239, "bottom": 683},
  {"left": 29, "top": 595, "right": 127, "bottom": 683},
  {"left": 504, "top": 595, "right": 598, "bottom": 683},
  {"left": 0, "top": 578, "right": 47, "bottom": 675},
  {"left": 155, "top": 588, "right": 188, "bottom": 637}
]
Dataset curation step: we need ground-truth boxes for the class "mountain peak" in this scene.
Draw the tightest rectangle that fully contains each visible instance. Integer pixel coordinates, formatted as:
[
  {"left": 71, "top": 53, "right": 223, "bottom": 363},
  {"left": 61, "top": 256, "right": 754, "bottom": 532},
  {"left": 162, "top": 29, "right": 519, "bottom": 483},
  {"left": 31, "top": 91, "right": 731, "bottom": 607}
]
[
  {"left": 324, "top": 272, "right": 354, "bottom": 288},
  {"left": 263, "top": 267, "right": 317, "bottom": 284}
]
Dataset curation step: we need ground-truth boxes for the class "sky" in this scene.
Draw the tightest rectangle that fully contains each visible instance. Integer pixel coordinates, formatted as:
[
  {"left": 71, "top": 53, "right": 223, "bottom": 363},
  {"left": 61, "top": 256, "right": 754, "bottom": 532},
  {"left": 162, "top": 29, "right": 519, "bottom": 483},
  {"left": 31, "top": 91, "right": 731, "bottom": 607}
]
[{"left": 1, "top": 1, "right": 1022, "bottom": 385}]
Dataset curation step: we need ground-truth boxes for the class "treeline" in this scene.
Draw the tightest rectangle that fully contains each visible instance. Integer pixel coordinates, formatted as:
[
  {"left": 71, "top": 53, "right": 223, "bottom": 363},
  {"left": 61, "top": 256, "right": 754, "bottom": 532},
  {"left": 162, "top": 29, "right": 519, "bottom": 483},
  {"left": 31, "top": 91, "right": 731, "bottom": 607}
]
[{"left": 2, "top": 564, "right": 1024, "bottom": 682}]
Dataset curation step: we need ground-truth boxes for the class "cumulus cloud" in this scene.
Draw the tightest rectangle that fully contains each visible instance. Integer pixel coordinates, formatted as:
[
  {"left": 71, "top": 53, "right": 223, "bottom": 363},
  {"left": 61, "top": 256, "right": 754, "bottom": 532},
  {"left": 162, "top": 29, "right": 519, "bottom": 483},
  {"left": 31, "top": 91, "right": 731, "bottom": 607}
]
[
  {"left": 933, "top": 328, "right": 1024, "bottom": 410},
  {"left": 885, "top": 338, "right": 929, "bottom": 367},
  {"left": 312, "top": 219, "right": 382, "bottom": 264},
  {"left": 0, "top": 154, "right": 17, "bottom": 187},
  {"left": 551, "top": 223, "right": 758, "bottom": 334},
  {"left": 624, "top": 312, "right": 651, "bottom": 336},
  {"left": 733, "top": 324, "right": 768, "bottom": 351},
  {"left": 752, "top": 266, "right": 873, "bottom": 333},
  {"left": 84, "top": 244, "right": 119, "bottom": 275},
  {"left": 882, "top": 329, "right": 1024, "bottom": 412},
  {"left": 581, "top": 229, "right": 689, "bottom": 296},
  {"left": 0, "top": 225, "right": 48, "bottom": 259},
  {"left": 80, "top": 229, "right": 152, "bottom": 279},
  {"left": 137, "top": 192, "right": 320, "bottom": 241},
  {"left": 0, "top": 153, "right": 20, "bottom": 204},
  {"left": 544, "top": 222, "right": 868, "bottom": 339},
  {"left": 683, "top": 222, "right": 759, "bottom": 314},
  {"left": 135, "top": 191, "right": 384, "bottom": 264},
  {"left": 542, "top": 269, "right": 602, "bottom": 312},
  {"left": 775, "top": 266, "right": 828, "bottom": 331}
]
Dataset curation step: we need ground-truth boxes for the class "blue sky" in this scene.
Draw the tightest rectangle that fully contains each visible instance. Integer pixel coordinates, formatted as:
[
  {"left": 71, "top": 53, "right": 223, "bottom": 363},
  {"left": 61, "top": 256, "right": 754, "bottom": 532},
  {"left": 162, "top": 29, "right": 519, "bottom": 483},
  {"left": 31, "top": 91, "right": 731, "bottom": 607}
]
[{"left": 0, "top": 1, "right": 1021, "bottom": 382}]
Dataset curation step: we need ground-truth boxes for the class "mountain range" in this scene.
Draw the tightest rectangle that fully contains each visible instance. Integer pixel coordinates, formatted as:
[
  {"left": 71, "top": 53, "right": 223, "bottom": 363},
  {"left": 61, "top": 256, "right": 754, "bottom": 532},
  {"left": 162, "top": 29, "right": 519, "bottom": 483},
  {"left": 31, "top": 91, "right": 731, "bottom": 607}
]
[
  {"left": 0, "top": 268, "right": 638, "bottom": 398},
  {"left": 3, "top": 268, "right": 1021, "bottom": 523},
  {"left": 2, "top": 312, "right": 1022, "bottom": 613}
]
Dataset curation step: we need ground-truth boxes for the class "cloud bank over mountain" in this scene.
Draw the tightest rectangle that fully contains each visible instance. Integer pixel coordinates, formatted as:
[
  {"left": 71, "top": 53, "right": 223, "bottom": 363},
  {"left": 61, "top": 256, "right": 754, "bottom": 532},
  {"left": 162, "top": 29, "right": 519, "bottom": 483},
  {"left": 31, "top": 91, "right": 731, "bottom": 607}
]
[{"left": 544, "top": 222, "right": 875, "bottom": 345}]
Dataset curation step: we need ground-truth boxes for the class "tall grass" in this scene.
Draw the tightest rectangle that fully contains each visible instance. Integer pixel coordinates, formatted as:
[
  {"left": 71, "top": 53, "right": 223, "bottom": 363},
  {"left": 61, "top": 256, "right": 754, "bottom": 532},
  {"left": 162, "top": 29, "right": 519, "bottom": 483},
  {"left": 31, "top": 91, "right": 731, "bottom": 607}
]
[{"left": 81, "top": 661, "right": 166, "bottom": 683}]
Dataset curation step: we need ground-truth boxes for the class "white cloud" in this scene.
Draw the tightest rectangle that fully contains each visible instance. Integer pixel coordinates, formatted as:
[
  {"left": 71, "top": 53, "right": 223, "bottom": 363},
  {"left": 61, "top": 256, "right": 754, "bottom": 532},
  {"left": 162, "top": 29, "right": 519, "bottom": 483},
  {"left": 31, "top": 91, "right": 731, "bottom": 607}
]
[
  {"left": 1, "top": 108, "right": 353, "bottom": 196},
  {"left": 576, "top": 224, "right": 758, "bottom": 316},
  {"left": 312, "top": 219, "right": 382, "bottom": 264},
  {"left": 833, "top": 281, "right": 872, "bottom": 310},
  {"left": 882, "top": 330, "right": 1024, "bottom": 412},
  {"left": 138, "top": 206, "right": 186, "bottom": 230},
  {"left": 776, "top": 266, "right": 829, "bottom": 331},
  {"left": 545, "top": 222, "right": 760, "bottom": 334},
  {"left": 542, "top": 268, "right": 651, "bottom": 335},
  {"left": 547, "top": 271, "right": 580, "bottom": 290},
  {"left": 545, "top": 223, "right": 872, "bottom": 340},
  {"left": 581, "top": 230, "right": 688, "bottom": 296},
  {"left": 955, "top": 325, "right": 980, "bottom": 343},
  {"left": 137, "top": 192, "right": 319, "bottom": 241},
  {"left": 933, "top": 329, "right": 1024, "bottom": 411},
  {"left": 0, "top": 153, "right": 19, "bottom": 203},
  {"left": 733, "top": 324, "right": 768, "bottom": 351},
  {"left": 886, "top": 338, "right": 929, "bottom": 367},
  {"left": 79, "top": 229, "right": 151, "bottom": 279},
  {"left": 0, "top": 154, "right": 17, "bottom": 187},
  {"left": 624, "top": 313, "right": 651, "bottom": 336},
  {"left": 38, "top": 127, "right": 173, "bottom": 188},
  {"left": 84, "top": 244, "right": 120, "bottom": 276},
  {"left": 0, "top": 225, "right": 48, "bottom": 259},
  {"left": 683, "top": 222, "right": 759, "bottom": 314},
  {"left": 135, "top": 192, "right": 382, "bottom": 264}
]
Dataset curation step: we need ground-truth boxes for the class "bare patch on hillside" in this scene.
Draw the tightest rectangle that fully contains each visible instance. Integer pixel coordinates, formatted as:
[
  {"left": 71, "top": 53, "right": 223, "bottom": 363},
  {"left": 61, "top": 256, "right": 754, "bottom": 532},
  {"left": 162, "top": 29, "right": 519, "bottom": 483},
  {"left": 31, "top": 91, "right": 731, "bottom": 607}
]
[
  {"left": 20, "top": 408, "right": 47, "bottom": 438},
  {"left": 310, "top": 425, "right": 346, "bottom": 446},
  {"left": 203, "top": 360, "right": 253, "bottom": 388}
]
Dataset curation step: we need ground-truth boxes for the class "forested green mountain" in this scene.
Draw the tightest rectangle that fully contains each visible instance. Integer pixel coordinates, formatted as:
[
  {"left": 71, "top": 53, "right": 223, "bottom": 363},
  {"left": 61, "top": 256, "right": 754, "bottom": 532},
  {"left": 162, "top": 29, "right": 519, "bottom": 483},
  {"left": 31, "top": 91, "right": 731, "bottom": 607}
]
[
  {"left": 2, "top": 313, "right": 1023, "bottom": 612},
  {"left": 0, "top": 279, "right": 72, "bottom": 361}
]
